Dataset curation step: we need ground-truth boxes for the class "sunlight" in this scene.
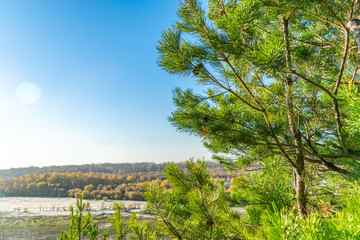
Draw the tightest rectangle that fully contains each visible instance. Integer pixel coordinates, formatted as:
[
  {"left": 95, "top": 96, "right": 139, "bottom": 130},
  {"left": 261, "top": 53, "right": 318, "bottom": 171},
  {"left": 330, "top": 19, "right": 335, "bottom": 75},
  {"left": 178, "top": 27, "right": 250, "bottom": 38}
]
[{"left": 15, "top": 82, "right": 41, "bottom": 104}]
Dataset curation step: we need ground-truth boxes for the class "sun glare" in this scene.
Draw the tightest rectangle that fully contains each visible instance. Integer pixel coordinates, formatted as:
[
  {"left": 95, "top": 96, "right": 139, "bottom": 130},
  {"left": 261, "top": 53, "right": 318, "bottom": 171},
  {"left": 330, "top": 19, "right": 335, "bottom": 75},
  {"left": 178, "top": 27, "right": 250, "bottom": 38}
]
[{"left": 15, "top": 82, "right": 41, "bottom": 104}]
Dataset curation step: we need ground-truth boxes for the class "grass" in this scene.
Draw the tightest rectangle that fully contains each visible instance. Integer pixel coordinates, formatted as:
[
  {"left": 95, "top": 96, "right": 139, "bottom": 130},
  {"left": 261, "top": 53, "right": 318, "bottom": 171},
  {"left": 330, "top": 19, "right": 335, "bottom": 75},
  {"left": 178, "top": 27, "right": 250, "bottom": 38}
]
[
  {"left": 0, "top": 214, "right": 154, "bottom": 240},
  {"left": 0, "top": 215, "right": 107, "bottom": 240}
]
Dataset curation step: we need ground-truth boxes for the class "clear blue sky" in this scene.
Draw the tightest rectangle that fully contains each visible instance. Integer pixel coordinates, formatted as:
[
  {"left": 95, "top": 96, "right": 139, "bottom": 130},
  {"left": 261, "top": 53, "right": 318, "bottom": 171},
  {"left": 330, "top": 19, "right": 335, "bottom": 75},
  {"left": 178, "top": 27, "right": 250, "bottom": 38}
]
[{"left": 0, "top": 0, "right": 211, "bottom": 169}]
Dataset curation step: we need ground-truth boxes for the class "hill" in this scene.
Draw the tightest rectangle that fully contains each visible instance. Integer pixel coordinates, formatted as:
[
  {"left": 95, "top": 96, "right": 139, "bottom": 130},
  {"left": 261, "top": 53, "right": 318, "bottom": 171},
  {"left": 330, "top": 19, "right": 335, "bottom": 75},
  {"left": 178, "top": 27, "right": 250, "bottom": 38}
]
[{"left": 0, "top": 161, "right": 234, "bottom": 179}]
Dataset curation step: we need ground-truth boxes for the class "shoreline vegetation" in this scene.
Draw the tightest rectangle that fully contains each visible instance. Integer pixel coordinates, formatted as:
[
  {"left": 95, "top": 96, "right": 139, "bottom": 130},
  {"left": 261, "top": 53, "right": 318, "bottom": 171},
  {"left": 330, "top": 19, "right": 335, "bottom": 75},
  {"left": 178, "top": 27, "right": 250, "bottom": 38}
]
[{"left": 0, "top": 161, "right": 240, "bottom": 201}]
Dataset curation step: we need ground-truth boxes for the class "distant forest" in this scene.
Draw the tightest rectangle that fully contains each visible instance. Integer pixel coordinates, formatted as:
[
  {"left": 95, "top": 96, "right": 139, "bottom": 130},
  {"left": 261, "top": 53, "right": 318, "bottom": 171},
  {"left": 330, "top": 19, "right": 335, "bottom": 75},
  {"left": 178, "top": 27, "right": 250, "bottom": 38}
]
[
  {"left": 0, "top": 162, "right": 240, "bottom": 200},
  {"left": 0, "top": 162, "right": 169, "bottom": 179},
  {"left": 0, "top": 161, "right": 232, "bottom": 179}
]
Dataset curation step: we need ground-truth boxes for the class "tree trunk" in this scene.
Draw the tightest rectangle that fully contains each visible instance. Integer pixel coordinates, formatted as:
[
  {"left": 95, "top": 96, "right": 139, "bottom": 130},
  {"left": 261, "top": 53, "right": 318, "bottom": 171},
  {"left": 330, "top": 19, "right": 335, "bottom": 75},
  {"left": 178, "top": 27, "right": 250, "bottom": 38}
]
[
  {"left": 282, "top": 17, "right": 308, "bottom": 216},
  {"left": 294, "top": 165, "right": 307, "bottom": 216},
  {"left": 348, "top": 0, "right": 360, "bottom": 53},
  {"left": 347, "top": 19, "right": 360, "bottom": 53}
]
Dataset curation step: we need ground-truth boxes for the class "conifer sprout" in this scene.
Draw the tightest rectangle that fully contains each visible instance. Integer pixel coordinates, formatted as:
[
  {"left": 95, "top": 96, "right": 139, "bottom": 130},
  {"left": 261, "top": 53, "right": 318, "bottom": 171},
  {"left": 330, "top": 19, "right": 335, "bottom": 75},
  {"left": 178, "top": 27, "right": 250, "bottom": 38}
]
[
  {"left": 110, "top": 202, "right": 129, "bottom": 240},
  {"left": 58, "top": 195, "right": 107, "bottom": 240},
  {"left": 157, "top": 0, "right": 360, "bottom": 216}
]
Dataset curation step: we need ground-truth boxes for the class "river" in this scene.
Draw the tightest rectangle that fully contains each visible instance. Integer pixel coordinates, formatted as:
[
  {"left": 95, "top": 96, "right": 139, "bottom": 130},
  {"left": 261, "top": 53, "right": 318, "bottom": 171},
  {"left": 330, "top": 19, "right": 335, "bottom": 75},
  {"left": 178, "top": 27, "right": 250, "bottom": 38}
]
[{"left": 0, "top": 197, "right": 147, "bottom": 217}]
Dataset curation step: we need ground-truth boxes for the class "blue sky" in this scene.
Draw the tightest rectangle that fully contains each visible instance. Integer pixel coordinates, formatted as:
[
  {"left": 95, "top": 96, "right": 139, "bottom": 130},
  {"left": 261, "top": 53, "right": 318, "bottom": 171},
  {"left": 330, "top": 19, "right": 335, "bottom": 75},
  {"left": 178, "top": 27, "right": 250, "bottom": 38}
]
[{"left": 0, "top": 0, "right": 211, "bottom": 169}]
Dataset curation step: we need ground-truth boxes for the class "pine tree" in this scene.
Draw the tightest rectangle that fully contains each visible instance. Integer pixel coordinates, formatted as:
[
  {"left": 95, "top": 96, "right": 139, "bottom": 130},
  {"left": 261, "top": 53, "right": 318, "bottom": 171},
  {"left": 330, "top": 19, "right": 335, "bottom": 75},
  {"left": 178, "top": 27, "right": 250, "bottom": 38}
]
[
  {"left": 145, "top": 159, "right": 249, "bottom": 239},
  {"left": 157, "top": 0, "right": 360, "bottom": 215},
  {"left": 110, "top": 202, "right": 129, "bottom": 240},
  {"left": 58, "top": 195, "right": 105, "bottom": 240}
]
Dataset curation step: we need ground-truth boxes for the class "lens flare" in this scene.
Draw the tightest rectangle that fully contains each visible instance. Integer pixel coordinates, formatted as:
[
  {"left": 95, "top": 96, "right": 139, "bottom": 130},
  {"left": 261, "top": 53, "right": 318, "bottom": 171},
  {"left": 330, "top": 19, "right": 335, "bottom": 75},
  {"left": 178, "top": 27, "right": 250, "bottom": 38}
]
[{"left": 16, "top": 82, "right": 41, "bottom": 104}]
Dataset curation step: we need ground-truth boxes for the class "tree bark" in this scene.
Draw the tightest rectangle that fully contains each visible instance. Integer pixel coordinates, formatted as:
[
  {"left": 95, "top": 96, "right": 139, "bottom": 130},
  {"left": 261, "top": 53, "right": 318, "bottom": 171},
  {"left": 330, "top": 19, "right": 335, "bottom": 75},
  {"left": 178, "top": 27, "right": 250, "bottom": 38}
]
[
  {"left": 294, "top": 164, "right": 307, "bottom": 216},
  {"left": 348, "top": 0, "right": 360, "bottom": 53}
]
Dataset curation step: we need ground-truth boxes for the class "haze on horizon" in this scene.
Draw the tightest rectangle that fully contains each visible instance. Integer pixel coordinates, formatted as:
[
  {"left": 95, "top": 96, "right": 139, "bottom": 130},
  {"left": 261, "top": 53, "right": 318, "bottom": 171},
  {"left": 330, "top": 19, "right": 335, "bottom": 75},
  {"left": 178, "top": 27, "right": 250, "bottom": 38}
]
[{"left": 0, "top": 0, "right": 211, "bottom": 170}]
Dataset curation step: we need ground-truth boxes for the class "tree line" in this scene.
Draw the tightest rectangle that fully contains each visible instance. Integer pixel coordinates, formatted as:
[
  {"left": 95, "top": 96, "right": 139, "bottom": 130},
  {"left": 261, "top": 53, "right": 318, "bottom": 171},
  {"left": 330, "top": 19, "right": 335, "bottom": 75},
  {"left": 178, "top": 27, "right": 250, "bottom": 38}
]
[
  {"left": 0, "top": 165, "right": 236, "bottom": 201},
  {"left": 0, "top": 161, "right": 234, "bottom": 179},
  {"left": 0, "top": 162, "right": 168, "bottom": 179},
  {"left": 0, "top": 171, "right": 165, "bottom": 200}
]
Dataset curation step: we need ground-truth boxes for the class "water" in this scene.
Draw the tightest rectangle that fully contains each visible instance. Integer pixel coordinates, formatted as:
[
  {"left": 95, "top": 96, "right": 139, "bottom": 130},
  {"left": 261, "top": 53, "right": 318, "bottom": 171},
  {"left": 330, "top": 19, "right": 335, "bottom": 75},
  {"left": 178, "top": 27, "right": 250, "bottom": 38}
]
[{"left": 0, "top": 197, "right": 147, "bottom": 217}]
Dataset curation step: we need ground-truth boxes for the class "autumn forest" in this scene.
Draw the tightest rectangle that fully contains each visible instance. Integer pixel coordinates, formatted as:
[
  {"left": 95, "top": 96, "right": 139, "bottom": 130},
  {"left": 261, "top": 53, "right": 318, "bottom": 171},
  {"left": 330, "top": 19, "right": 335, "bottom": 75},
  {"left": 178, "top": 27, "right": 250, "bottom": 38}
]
[{"left": 0, "top": 162, "right": 237, "bottom": 201}]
